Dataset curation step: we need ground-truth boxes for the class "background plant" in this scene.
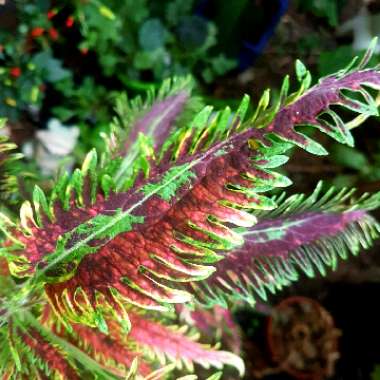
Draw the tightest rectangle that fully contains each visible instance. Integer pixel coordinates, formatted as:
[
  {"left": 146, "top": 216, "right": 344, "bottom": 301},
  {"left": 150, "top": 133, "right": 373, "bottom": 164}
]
[{"left": 0, "top": 0, "right": 235, "bottom": 130}]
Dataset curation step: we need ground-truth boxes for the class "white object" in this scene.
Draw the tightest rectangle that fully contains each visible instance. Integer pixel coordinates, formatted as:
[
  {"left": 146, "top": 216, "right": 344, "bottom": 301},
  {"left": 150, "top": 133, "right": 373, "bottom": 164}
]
[
  {"left": 337, "top": 5, "right": 380, "bottom": 53},
  {"left": 23, "top": 118, "right": 79, "bottom": 176},
  {"left": 36, "top": 118, "right": 79, "bottom": 156}
]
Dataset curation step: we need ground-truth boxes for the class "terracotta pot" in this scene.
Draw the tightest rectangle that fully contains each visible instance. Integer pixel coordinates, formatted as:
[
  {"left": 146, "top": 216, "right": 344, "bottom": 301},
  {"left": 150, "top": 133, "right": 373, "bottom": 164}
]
[{"left": 267, "top": 296, "right": 340, "bottom": 380}]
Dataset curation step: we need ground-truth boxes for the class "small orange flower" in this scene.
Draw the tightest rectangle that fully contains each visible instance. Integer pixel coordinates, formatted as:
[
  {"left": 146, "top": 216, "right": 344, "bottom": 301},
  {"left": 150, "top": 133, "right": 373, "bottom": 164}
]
[
  {"left": 66, "top": 16, "right": 75, "bottom": 28},
  {"left": 49, "top": 27, "right": 59, "bottom": 41},
  {"left": 10, "top": 67, "right": 21, "bottom": 78},
  {"left": 30, "top": 27, "right": 45, "bottom": 38},
  {"left": 47, "top": 9, "right": 57, "bottom": 19}
]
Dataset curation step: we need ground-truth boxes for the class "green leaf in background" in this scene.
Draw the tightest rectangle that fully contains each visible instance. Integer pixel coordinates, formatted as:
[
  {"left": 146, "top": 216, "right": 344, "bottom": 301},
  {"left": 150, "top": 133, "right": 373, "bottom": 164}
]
[
  {"left": 176, "top": 15, "right": 210, "bottom": 50},
  {"left": 35, "top": 0, "right": 50, "bottom": 12},
  {"left": 122, "top": 0, "right": 150, "bottom": 23},
  {"left": 166, "top": 0, "right": 194, "bottom": 26},
  {"left": 133, "top": 49, "right": 166, "bottom": 70},
  {"left": 32, "top": 52, "right": 71, "bottom": 83},
  {"left": 330, "top": 144, "right": 370, "bottom": 172},
  {"left": 312, "top": 0, "right": 339, "bottom": 26},
  {"left": 79, "top": 2, "right": 121, "bottom": 45},
  {"left": 372, "top": 365, "right": 380, "bottom": 380},
  {"left": 318, "top": 46, "right": 355, "bottom": 77},
  {"left": 139, "top": 18, "right": 167, "bottom": 51},
  {"left": 210, "top": 54, "right": 237, "bottom": 76},
  {"left": 202, "top": 54, "right": 237, "bottom": 83},
  {"left": 331, "top": 174, "right": 357, "bottom": 188},
  {"left": 297, "top": 0, "right": 339, "bottom": 27}
]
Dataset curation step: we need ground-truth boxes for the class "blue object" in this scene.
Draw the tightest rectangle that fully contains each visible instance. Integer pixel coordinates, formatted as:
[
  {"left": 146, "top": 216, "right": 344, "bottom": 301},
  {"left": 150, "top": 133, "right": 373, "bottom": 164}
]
[
  {"left": 239, "top": 0, "right": 289, "bottom": 70},
  {"left": 196, "top": 0, "right": 289, "bottom": 71}
]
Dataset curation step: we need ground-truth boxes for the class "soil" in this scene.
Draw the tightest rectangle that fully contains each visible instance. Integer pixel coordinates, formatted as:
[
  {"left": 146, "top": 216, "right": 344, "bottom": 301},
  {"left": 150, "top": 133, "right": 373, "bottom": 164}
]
[
  {"left": 267, "top": 297, "right": 340, "bottom": 379},
  {"left": 237, "top": 276, "right": 380, "bottom": 380}
]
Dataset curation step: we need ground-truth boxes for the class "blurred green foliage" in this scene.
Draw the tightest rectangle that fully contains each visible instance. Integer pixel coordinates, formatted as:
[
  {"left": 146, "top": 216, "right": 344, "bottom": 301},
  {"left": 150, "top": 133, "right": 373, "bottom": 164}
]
[
  {"left": 0, "top": 0, "right": 236, "bottom": 127},
  {"left": 295, "top": 0, "right": 341, "bottom": 26},
  {"left": 372, "top": 365, "right": 380, "bottom": 380},
  {"left": 76, "top": 0, "right": 236, "bottom": 82}
]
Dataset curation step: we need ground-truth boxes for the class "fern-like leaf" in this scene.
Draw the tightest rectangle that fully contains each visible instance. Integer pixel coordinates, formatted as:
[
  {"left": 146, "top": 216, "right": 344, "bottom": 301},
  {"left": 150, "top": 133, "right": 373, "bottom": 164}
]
[
  {"left": 125, "top": 311, "right": 244, "bottom": 375},
  {"left": 190, "top": 183, "right": 380, "bottom": 306},
  {"left": 40, "top": 305, "right": 243, "bottom": 378},
  {"left": 3, "top": 49, "right": 380, "bottom": 331},
  {"left": 1, "top": 323, "right": 79, "bottom": 379}
]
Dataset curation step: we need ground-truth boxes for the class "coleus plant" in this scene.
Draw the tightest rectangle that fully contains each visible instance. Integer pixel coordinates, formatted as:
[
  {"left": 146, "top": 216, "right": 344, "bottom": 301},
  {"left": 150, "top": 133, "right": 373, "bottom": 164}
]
[{"left": 1, "top": 42, "right": 380, "bottom": 379}]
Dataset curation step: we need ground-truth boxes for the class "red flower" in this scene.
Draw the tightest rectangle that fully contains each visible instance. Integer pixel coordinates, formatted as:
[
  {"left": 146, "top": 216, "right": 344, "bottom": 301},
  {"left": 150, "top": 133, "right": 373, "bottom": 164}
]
[
  {"left": 47, "top": 9, "right": 57, "bottom": 19},
  {"left": 66, "top": 16, "right": 75, "bottom": 28},
  {"left": 49, "top": 28, "right": 59, "bottom": 41},
  {"left": 10, "top": 67, "right": 21, "bottom": 78},
  {"left": 30, "top": 27, "right": 45, "bottom": 38},
  {"left": 80, "top": 47, "right": 88, "bottom": 55}
]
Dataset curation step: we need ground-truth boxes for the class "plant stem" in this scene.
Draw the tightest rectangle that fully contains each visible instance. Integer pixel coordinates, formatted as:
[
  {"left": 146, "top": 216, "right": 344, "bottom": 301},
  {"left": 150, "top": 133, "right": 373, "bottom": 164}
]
[{"left": 347, "top": 91, "right": 380, "bottom": 130}]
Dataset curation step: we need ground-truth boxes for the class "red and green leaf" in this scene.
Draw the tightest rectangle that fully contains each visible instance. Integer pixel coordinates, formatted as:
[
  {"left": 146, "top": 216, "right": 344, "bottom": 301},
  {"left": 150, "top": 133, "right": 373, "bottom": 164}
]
[
  {"left": 190, "top": 184, "right": 380, "bottom": 306},
  {"left": 61, "top": 322, "right": 152, "bottom": 377},
  {"left": 2, "top": 323, "right": 79, "bottom": 380},
  {"left": 177, "top": 304, "right": 242, "bottom": 355},
  {"left": 39, "top": 304, "right": 243, "bottom": 378},
  {"left": 117, "top": 77, "right": 194, "bottom": 153},
  {"left": 1, "top": 45, "right": 380, "bottom": 380},
  {"left": 3, "top": 51, "right": 380, "bottom": 329},
  {"left": 125, "top": 311, "right": 244, "bottom": 375}
]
